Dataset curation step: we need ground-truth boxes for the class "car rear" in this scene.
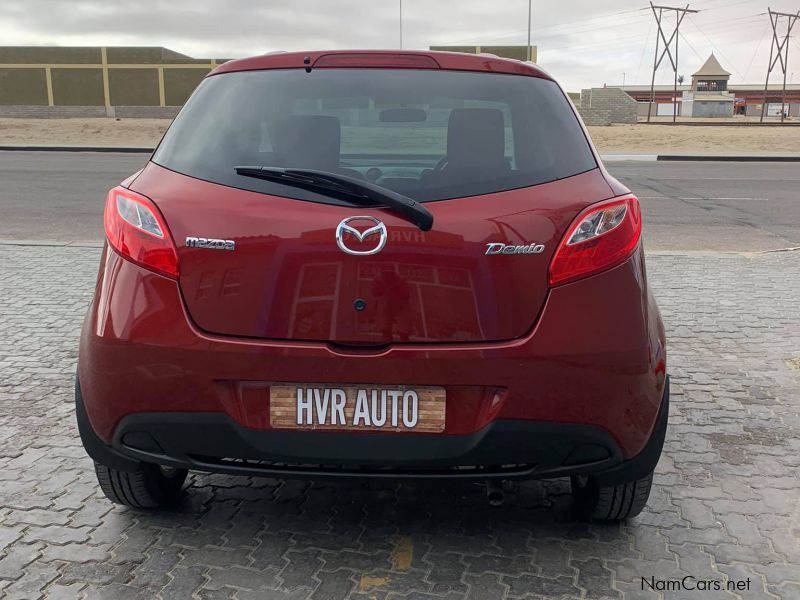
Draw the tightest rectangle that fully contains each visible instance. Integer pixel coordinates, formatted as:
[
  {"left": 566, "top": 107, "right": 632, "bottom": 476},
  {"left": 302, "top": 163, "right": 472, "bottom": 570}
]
[{"left": 77, "top": 51, "right": 667, "bottom": 519}]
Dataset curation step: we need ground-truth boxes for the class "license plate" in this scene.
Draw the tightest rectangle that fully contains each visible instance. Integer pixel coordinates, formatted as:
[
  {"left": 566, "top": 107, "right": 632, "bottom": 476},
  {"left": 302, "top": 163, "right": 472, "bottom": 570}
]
[{"left": 270, "top": 384, "right": 446, "bottom": 432}]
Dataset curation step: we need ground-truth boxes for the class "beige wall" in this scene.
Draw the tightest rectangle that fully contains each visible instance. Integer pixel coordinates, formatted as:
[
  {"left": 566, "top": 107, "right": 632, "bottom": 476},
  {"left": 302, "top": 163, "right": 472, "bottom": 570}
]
[
  {"left": 164, "top": 69, "right": 209, "bottom": 105},
  {"left": 0, "top": 47, "right": 102, "bottom": 64},
  {"left": 108, "top": 68, "right": 161, "bottom": 106},
  {"left": 0, "top": 46, "right": 226, "bottom": 110},
  {"left": 51, "top": 69, "right": 104, "bottom": 105},
  {"left": 0, "top": 68, "right": 49, "bottom": 104},
  {"left": 429, "top": 45, "right": 538, "bottom": 63}
]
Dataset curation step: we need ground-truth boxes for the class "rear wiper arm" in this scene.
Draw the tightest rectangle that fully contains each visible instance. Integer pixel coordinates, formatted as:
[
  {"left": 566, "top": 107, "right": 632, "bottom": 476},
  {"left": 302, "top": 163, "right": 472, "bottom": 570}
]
[{"left": 234, "top": 166, "right": 433, "bottom": 232}]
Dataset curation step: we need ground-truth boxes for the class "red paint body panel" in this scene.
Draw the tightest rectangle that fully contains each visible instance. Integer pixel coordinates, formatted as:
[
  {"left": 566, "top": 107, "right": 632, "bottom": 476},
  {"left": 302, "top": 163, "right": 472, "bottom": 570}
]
[
  {"left": 79, "top": 242, "right": 666, "bottom": 458},
  {"left": 210, "top": 50, "right": 551, "bottom": 79},
  {"left": 130, "top": 163, "right": 613, "bottom": 344},
  {"left": 78, "top": 51, "right": 667, "bottom": 477}
]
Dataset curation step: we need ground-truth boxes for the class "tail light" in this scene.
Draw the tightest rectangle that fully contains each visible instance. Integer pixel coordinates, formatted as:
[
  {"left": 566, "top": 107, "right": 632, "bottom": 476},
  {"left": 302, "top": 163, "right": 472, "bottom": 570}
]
[
  {"left": 103, "top": 186, "right": 179, "bottom": 278},
  {"left": 549, "top": 195, "right": 641, "bottom": 286}
]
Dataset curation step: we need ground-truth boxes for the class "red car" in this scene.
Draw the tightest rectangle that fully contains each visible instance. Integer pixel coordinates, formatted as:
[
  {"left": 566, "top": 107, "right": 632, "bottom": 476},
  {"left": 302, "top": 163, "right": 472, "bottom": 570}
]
[{"left": 76, "top": 50, "right": 667, "bottom": 520}]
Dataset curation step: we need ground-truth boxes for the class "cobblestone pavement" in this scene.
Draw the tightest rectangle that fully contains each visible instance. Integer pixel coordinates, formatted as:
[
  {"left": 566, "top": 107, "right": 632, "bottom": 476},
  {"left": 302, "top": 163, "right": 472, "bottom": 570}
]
[{"left": 1, "top": 244, "right": 798, "bottom": 600}]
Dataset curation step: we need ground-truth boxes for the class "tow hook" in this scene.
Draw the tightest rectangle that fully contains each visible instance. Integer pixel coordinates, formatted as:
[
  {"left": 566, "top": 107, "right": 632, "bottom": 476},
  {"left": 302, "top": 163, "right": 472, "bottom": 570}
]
[{"left": 486, "top": 479, "right": 504, "bottom": 506}]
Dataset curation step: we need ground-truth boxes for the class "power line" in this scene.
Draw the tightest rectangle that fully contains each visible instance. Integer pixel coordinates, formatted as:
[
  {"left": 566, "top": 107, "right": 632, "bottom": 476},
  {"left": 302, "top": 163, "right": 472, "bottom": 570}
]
[
  {"left": 541, "top": 17, "right": 779, "bottom": 55},
  {"left": 687, "top": 15, "right": 746, "bottom": 78},
  {"left": 534, "top": 14, "right": 653, "bottom": 40},
  {"left": 686, "top": 14, "right": 767, "bottom": 35},
  {"left": 689, "top": 0, "right": 730, "bottom": 7},
  {"left": 539, "top": 21, "right": 766, "bottom": 61},
  {"left": 454, "top": 30, "right": 653, "bottom": 56},
  {"left": 444, "top": 6, "right": 653, "bottom": 46},
  {"left": 690, "top": 13, "right": 763, "bottom": 29},
  {"left": 679, "top": 30, "right": 704, "bottom": 61},
  {"left": 744, "top": 22, "right": 771, "bottom": 80},
  {"left": 689, "top": 0, "right": 754, "bottom": 10},
  {"left": 532, "top": 7, "right": 648, "bottom": 33},
  {"left": 538, "top": 31, "right": 655, "bottom": 54},
  {"left": 635, "top": 18, "right": 656, "bottom": 82},
  {"left": 443, "top": 4, "right": 763, "bottom": 61},
  {"left": 471, "top": 12, "right": 653, "bottom": 44},
  {"left": 538, "top": 8, "right": 760, "bottom": 58}
]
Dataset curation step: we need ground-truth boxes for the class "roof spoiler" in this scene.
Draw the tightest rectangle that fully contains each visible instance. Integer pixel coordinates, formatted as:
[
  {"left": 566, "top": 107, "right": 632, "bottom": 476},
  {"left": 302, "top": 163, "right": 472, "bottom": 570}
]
[{"left": 312, "top": 53, "right": 440, "bottom": 69}]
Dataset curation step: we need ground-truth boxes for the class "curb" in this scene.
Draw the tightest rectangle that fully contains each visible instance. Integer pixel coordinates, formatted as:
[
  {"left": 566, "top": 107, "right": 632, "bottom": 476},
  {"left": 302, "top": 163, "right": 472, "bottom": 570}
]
[
  {"left": 640, "top": 121, "right": 800, "bottom": 127},
  {"left": 601, "top": 154, "right": 658, "bottom": 162},
  {"left": 2, "top": 146, "right": 800, "bottom": 162},
  {"left": 656, "top": 154, "right": 800, "bottom": 162},
  {"left": 602, "top": 153, "right": 800, "bottom": 162},
  {"left": 0, "top": 145, "right": 153, "bottom": 153}
]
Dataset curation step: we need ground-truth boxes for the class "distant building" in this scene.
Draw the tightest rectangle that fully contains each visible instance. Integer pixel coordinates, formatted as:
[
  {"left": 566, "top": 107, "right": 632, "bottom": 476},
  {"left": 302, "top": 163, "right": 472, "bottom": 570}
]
[
  {"left": 681, "top": 54, "right": 734, "bottom": 117},
  {"left": 0, "top": 45, "right": 543, "bottom": 118},
  {"left": 622, "top": 54, "right": 800, "bottom": 118},
  {"left": 429, "top": 45, "right": 537, "bottom": 63},
  {"left": 0, "top": 46, "right": 229, "bottom": 118}
]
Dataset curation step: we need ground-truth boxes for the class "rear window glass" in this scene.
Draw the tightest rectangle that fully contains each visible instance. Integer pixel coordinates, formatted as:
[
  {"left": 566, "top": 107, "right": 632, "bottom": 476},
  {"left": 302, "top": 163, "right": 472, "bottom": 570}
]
[{"left": 153, "top": 68, "right": 596, "bottom": 204}]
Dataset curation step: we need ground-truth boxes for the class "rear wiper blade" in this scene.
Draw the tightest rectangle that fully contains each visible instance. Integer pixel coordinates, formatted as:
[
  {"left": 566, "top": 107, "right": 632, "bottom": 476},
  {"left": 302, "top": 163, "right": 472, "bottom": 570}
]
[{"left": 234, "top": 166, "right": 433, "bottom": 232}]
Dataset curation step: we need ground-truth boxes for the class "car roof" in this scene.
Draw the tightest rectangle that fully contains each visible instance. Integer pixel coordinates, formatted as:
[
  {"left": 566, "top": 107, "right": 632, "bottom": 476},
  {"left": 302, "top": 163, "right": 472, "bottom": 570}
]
[{"left": 209, "top": 49, "right": 552, "bottom": 80}]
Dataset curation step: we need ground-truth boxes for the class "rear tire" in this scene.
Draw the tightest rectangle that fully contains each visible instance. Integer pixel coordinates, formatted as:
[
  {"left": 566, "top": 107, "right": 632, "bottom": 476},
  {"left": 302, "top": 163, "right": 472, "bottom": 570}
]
[
  {"left": 571, "top": 471, "right": 653, "bottom": 521},
  {"left": 94, "top": 462, "right": 187, "bottom": 509}
]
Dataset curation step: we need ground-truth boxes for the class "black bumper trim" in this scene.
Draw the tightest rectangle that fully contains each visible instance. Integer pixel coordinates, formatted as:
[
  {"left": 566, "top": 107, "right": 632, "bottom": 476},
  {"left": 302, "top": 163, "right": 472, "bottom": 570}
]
[
  {"left": 110, "top": 417, "right": 623, "bottom": 481},
  {"left": 76, "top": 374, "right": 669, "bottom": 483},
  {"left": 75, "top": 374, "right": 141, "bottom": 473},
  {"left": 594, "top": 376, "right": 669, "bottom": 485}
]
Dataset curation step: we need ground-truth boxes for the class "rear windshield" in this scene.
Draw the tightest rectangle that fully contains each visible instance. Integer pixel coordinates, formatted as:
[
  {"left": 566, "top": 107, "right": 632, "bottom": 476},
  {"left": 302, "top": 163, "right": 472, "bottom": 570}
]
[{"left": 153, "top": 68, "right": 596, "bottom": 204}]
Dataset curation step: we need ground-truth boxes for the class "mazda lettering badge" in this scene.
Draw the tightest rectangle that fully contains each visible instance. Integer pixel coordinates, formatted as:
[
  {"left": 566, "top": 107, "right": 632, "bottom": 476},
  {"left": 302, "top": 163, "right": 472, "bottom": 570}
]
[{"left": 336, "top": 216, "right": 388, "bottom": 256}]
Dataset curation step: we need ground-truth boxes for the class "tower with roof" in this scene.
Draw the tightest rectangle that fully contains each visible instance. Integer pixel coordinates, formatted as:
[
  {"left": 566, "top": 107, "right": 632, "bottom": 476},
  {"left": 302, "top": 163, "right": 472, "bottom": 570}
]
[{"left": 682, "top": 54, "right": 735, "bottom": 117}]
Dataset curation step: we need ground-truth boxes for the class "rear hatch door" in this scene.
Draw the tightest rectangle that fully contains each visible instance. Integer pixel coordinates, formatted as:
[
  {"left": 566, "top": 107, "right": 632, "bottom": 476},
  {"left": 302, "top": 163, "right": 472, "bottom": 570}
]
[{"left": 131, "top": 164, "right": 612, "bottom": 344}]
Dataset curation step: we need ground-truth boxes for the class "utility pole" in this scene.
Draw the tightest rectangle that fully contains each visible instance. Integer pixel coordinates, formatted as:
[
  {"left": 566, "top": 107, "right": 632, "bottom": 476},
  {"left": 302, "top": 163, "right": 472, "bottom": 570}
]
[
  {"left": 526, "top": 0, "right": 533, "bottom": 61},
  {"left": 399, "top": 0, "right": 403, "bottom": 49},
  {"left": 760, "top": 8, "right": 799, "bottom": 123},
  {"left": 647, "top": 3, "right": 698, "bottom": 123},
  {"left": 623, "top": 72, "right": 627, "bottom": 87}
]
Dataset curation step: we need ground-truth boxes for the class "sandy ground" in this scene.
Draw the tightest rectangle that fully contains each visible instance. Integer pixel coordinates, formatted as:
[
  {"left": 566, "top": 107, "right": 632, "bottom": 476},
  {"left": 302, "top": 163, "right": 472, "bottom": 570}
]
[
  {"left": 590, "top": 123, "right": 800, "bottom": 154},
  {"left": 1, "top": 118, "right": 800, "bottom": 154},
  {"left": 0, "top": 118, "right": 169, "bottom": 147}
]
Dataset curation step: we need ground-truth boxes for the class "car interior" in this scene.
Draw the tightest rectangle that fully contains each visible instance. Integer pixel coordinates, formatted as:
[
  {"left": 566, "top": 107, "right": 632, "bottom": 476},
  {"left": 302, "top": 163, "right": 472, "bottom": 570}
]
[{"left": 153, "top": 69, "right": 598, "bottom": 203}]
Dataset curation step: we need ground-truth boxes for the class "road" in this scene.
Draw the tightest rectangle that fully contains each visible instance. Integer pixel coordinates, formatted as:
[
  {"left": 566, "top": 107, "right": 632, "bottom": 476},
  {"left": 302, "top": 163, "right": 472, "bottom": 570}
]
[
  {"left": 1, "top": 152, "right": 799, "bottom": 597},
  {"left": 610, "top": 161, "right": 800, "bottom": 252},
  {"left": 0, "top": 152, "right": 147, "bottom": 244},
  {"left": 2, "top": 243, "right": 798, "bottom": 599},
  {"left": 1, "top": 152, "right": 798, "bottom": 251}
]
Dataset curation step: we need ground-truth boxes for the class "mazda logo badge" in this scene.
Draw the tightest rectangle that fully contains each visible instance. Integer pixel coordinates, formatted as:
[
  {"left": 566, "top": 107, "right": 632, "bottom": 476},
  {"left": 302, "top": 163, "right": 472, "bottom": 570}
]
[{"left": 335, "top": 216, "right": 387, "bottom": 256}]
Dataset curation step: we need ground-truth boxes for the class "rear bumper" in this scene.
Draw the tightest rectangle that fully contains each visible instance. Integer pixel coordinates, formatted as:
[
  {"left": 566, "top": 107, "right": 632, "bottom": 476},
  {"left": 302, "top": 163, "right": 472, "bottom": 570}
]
[
  {"left": 78, "top": 246, "right": 667, "bottom": 464},
  {"left": 77, "top": 375, "right": 669, "bottom": 483}
]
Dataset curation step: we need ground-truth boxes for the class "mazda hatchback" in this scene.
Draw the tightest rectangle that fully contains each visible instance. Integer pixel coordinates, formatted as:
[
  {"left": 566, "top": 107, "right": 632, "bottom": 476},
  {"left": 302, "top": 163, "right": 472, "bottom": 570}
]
[{"left": 76, "top": 50, "right": 668, "bottom": 520}]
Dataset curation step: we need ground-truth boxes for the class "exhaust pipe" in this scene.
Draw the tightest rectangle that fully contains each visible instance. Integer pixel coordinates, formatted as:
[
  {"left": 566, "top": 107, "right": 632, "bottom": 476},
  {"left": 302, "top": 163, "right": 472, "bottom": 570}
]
[{"left": 486, "top": 480, "right": 504, "bottom": 506}]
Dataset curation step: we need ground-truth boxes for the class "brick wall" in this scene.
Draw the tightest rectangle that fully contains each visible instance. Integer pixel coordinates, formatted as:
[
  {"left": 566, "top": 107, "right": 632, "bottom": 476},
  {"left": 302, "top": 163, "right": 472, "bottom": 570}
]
[
  {"left": 115, "top": 106, "right": 181, "bottom": 119},
  {"left": 0, "top": 105, "right": 108, "bottom": 118},
  {"left": 0, "top": 105, "right": 180, "bottom": 118},
  {"left": 577, "top": 87, "right": 638, "bottom": 126}
]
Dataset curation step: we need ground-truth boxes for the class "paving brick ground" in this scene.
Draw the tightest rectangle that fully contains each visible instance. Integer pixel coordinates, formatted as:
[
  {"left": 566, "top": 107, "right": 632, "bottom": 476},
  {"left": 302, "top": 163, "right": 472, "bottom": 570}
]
[{"left": 0, "top": 244, "right": 798, "bottom": 599}]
